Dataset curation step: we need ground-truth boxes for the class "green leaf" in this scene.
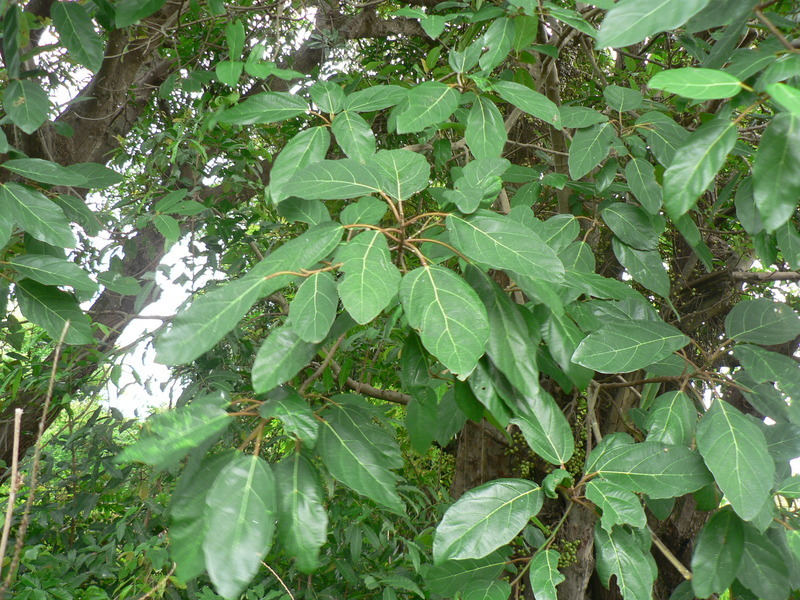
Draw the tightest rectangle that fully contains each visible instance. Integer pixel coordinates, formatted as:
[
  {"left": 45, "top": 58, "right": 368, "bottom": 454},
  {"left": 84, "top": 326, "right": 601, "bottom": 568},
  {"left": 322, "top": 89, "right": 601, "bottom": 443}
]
[
  {"left": 602, "top": 203, "right": 663, "bottom": 251},
  {"left": 97, "top": 271, "right": 140, "bottom": 295},
  {"left": 396, "top": 82, "right": 460, "bottom": 133},
  {"left": 66, "top": 162, "right": 124, "bottom": 189},
  {"left": 331, "top": 111, "right": 376, "bottom": 162},
  {"left": 225, "top": 19, "right": 245, "bottom": 58},
  {"left": 215, "top": 60, "right": 243, "bottom": 87},
  {"left": 752, "top": 112, "right": 800, "bottom": 232},
  {"left": 252, "top": 325, "right": 318, "bottom": 394},
  {"left": 288, "top": 272, "right": 337, "bottom": 343},
  {"left": 635, "top": 112, "right": 688, "bottom": 167},
  {"left": 370, "top": 149, "right": 431, "bottom": 200},
  {"left": 573, "top": 320, "right": 689, "bottom": 373},
  {"left": 433, "top": 479, "right": 543, "bottom": 563},
  {"left": 50, "top": 1, "right": 104, "bottom": 72},
  {"left": 449, "top": 44, "right": 482, "bottom": 73},
  {"left": 156, "top": 222, "right": 343, "bottom": 365},
  {"left": 541, "top": 311, "right": 593, "bottom": 391},
  {"left": 16, "top": 279, "right": 94, "bottom": 345},
  {"left": 0, "top": 183, "right": 76, "bottom": 248},
  {"left": 511, "top": 389, "right": 574, "bottom": 465},
  {"left": 724, "top": 298, "right": 800, "bottom": 345},
  {"left": 767, "top": 82, "right": 800, "bottom": 116},
  {"left": 604, "top": 85, "right": 643, "bottom": 112},
  {"left": 568, "top": 123, "right": 616, "bottom": 180},
  {"left": 777, "top": 475, "right": 800, "bottom": 498},
  {"left": 269, "top": 126, "right": 330, "bottom": 204},
  {"left": 318, "top": 396, "right": 404, "bottom": 513},
  {"left": 466, "top": 95, "right": 507, "bottom": 159},
  {"left": 560, "top": 106, "right": 607, "bottom": 129},
  {"left": 663, "top": 117, "right": 737, "bottom": 217},
  {"left": 734, "top": 345, "right": 800, "bottom": 400},
  {"left": 400, "top": 265, "right": 489, "bottom": 379},
  {"left": 479, "top": 17, "right": 514, "bottom": 72},
  {"left": 645, "top": 392, "right": 695, "bottom": 447},
  {"left": 594, "top": 525, "right": 657, "bottom": 600},
  {"left": 691, "top": 510, "right": 744, "bottom": 598},
  {"left": 463, "top": 581, "right": 512, "bottom": 600},
  {"left": 594, "top": 441, "right": 713, "bottom": 498},
  {"left": 115, "top": 0, "right": 165, "bottom": 27},
  {"left": 274, "top": 453, "right": 328, "bottom": 573},
  {"left": 0, "top": 211, "right": 11, "bottom": 248},
  {"left": 586, "top": 479, "right": 647, "bottom": 532},
  {"left": 542, "top": 469, "right": 574, "bottom": 499},
  {"left": 116, "top": 400, "right": 230, "bottom": 466},
  {"left": 344, "top": 85, "right": 407, "bottom": 112},
  {"left": 528, "top": 549, "right": 564, "bottom": 600},
  {"left": 218, "top": 92, "right": 308, "bottom": 125},
  {"left": 736, "top": 525, "right": 792, "bottom": 600},
  {"left": 283, "top": 159, "right": 381, "bottom": 200},
  {"left": 492, "top": 81, "right": 560, "bottom": 127},
  {"left": 337, "top": 230, "right": 401, "bottom": 324},
  {"left": 421, "top": 550, "right": 510, "bottom": 596},
  {"left": 309, "top": 80, "right": 345, "bottom": 114},
  {"left": 649, "top": 68, "right": 743, "bottom": 99},
  {"left": 775, "top": 221, "right": 800, "bottom": 269},
  {"left": 340, "top": 196, "right": 386, "bottom": 226},
  {"left": 625, "top": 158, "right": 662, "bottom": 214},
  {"left": 10, "top": 255, "right": 98, "bottom": 293},
  {"left": 447, "top": 211, "right": 564, "bottom": 283},
  {"left": 204, "top": 453, "right": 276, "bottom": 599},
  {"left": 154, "top": 213, "right": 180, "bottom": 243},
  {"left": 258, "top": 386, "right": 318, "bottom": 445},
  {"left": 612, "top": 239, "right": 671, "bottom": 298},
  {"left": 278, "top": 197, "right": 330, "bottom": 225},
  {"left": 696, "top": 399, "right": 774, "bottom": 521},
  {"left": 596, "top": 0, "right": 711, "bottom": 48},
  {"left": 4, "top": 79, "right": 51, "bottom": 134},
  {"left": 544, "top": 2, "right": 596, "bottom": 37}
]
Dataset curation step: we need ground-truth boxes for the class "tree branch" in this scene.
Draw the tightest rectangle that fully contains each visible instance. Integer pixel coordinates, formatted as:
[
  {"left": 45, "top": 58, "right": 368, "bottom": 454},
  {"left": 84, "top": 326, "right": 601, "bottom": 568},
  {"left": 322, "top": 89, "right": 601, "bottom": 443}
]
[{"left": 328, "top": 360, "right": 410, "bottom": 405}]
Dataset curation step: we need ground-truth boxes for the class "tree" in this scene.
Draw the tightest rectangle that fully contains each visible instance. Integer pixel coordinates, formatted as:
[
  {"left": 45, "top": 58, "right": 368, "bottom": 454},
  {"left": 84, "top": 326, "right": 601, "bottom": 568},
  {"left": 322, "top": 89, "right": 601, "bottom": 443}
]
[{"left": 1, "top": 0, "right": 800, "bottom": 598}]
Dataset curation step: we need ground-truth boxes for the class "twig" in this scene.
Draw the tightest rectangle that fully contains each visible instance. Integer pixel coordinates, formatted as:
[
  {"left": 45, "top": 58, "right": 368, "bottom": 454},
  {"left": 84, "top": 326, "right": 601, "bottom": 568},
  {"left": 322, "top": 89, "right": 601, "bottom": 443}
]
[
  {"left": 754, "top": 7, "right": 799, "bottom": 54},
  {"left": 650, "top": 528, "right": 692, "bottom": 580},
  {"left": 328, "top": 360, "right": 410, "bottom": 405},
  {"left": 137, "top": 562, "right": 177, "bottom": 600},
  {"left": 262, "top": 561, "right": 295, "bottom": 600},
  {"left": 731, "top": 270, "right": 800, "bottom": 282},
  {"left": 0, "top": 409, "right": 23, "bottom": 581},
  {"left": 299, "top": 335, "right": 345, "bottom": 395}
]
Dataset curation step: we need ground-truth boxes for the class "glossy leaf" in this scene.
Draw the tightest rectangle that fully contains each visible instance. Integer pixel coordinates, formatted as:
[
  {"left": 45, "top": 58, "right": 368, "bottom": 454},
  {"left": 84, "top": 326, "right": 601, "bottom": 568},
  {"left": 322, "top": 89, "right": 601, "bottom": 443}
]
[
  {"left": 400, "top": 265, "right": 488, "bottom": 378},
  {"left": 625, "top": 158, "right": 662, "bottom": 214},
  {"left": 252, "top": 325, "right": 318, "bottom": 394},
  {"left": 596, "top": 0, "right": 711, "bottom": 48},
  {"left": 274, "top": 453, "right": 328, "bottom": 573},
  {"left": 511, "top": 389, "right": 574, "bottom": 465},
  {"left": 586, "top": 479, "right": 646, "bottom": 532},
  {"left": 156, "top": 222, "right": 343, "bottom": 365},
  {"left": 433, "top": 479, "right": 543, "bottom": 563},
  {"left": 0, "top": 183, "right": 77, "bottom": 248},
  {"left": 10, "top": 255, "right": 98, "bottom": 294},
  {"left": 204, "top": 453, "right": 276, "bottom": 599},
  {"left": 492, "top": 80, "right": 560, "bottom": 127},
  {"left": 3, "top": 79, "right": 50, "bottom": 134},
  {"left": 645, "top": 392, "right": 695, "bottom": 447},
  {"left": 258, "top": 386, "right": 318, "bottom": 445},
  {"left": 594, "top": 525, "right": 657, "bottom": 600},
  {"left": 466, "top": 95, "right": 507, "bottom": 159},
  {"left": 528, "top": 549, "right": 564, "bottom": 600},
  {"left": 16, "top": 279, "right": 94, "bottom": 345},
  {"left": 691, "top": 510, "right": 744, "bottom": 598},
  {"left": 337, "top": 230, "right": 401, "bottom": 324},
  {"left": 331, "top": 111, "right": 376, "bottom": 162},
  {"left": 218, "top": 92, "right": 308, "bottom": 125},
  {"left": 568, "top": 123, "right": 616, "bottom": 180},
  {"left": 649, "top": 68, "right": 743, "bottom": 99},
  {"left": 663, "top": 117, "right": 737, "bottom": 217},
  {"left": 288, "top": 272, "right": 338, "bottom": 343},
  {"left": 269, "top": 127, "right": 330, "bottom": 204},
  {"left": 696, "top": 399, "right": 774, "bottom": 521},
  {"left": 283, "top": 159, "right": 381, "bottom": 199},
  {"left": 396, "top": 82, "right": 460, "bottom": 133},
  {"left": 724, "top": 298, "right": 800, "bottom": 345},
  {"left": 573, "top": 321, "right": 689, "bottom": 373},
  {"left": 752, "top": 112, "right": 800, "bottom": 231},
  {"left": 370, "top": 149, "right": 430, "bottom": 200}
]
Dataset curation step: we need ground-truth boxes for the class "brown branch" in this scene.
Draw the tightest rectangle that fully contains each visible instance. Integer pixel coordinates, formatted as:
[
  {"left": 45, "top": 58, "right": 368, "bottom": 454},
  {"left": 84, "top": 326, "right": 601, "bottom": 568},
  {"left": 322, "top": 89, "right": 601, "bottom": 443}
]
[
  {"left": 730, "top": 270, "right": 800, "bottom": 282},
  {"left": 328, "top": 360, "right": 410, "bottom": 405}
]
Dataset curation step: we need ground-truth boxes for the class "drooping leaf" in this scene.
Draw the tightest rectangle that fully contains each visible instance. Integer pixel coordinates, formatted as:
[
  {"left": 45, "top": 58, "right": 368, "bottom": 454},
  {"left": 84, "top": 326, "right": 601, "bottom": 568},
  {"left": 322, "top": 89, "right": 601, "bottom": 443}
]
[
  {"left": 635, "top": 111, "right": 688, "bottom": 167},
  {"left": 663, "top": 117, "right": 737, "bottom": 217},
  {"left": 370, "top": 149, "right": 430, "bottom": 200},
  {"left": 156, "top": 222, "right": 343, "bottom": 365},
  {"left": 528, "top": 549, "right": 565, "bottom": 600},
  {"left": 288, "top": 272, "right": 338, "bottom": 343},
  {"left": 594, "top": 525, "right": 657, "bottom": 600},
  {"left": 204, "top": 453, "right": 276, "bottom": 599},
  {"left": 572, "top": 321, "right": 689, "bottom": 373},
  {"left": 337, "top": 230, "right": 401, "bottom": 324},
  {"left": 511, "top": 389, "right": 574, "bottom": 465},
  {"left": 400, "top": 265, "right": 489, "bottom": 379},
  {"left": 649, "top": 68, "right": 743, "bottom": 99},
  {"left": 736, "top": 525, "right": 792, "bottom": 600},
  {"left": 586, "top": 479, "right": 647, "bottom": 532},
  {"left": 218, "top": 92, "right": 308, "bottom": 125},
  {"left": 258, "top": 386, "right": 318, "bottom": 445},
  {"left": 541, "top": 311, "right": 593, "bottom": 391},
  {"left": 466, "top": 95, "right": 507, "bottom": 159},
  {"left": 767, "top": 82, "right": 800, "bottom": 116},
  {"left": 2, "top": 158, "right": 85, "bottom": 186},
  {"left": 3, "top": 79, "right": 51, "bottom": 134},
  {"left": 625, "top": 158, "right": 662, "bottom": 214},
  {"left": 691, "top": 510, "right": 745, "bottom": 598},
  {"left": 752, "top": 112, "right": 800, "bottom": 232},
  {"left": 433, "top": 479, "right": 543, "bottom": 563},
  {"left": 492, "top": 80, "right": 560, "bottom": 127},
  {"left": 283, "top": 159, "right": 381, "bottom": 199},
  {"left": 734, "top": 345, "right": 800, "bottom": 400},
  {"left": 603, "top": 203, "right": 663, "bottom": 251},
  {"left": 51, "top": 1, "right": 104, "bottom": 72},
  {"left": 696, "top": 399, "right": 774, "bottom": 521},
  {"left": 10, "top": 255, "right": 98, "bottom": 294},
  {"left": 154, "top": 214, "right": 181, "bottom": 243},
  {"left": 252, "top": 325, "right": 318, "bottom": 394},
  {"left": 568, "top": 123, "right": 616, "bottom": 180},
  {"left": 724, "top": 298, "right": 800, "bottom": 345},
  {"left": 612, "top": 239, "right": 671, "bottom": 298},
  {"left": 274, "top": 453, "right": 328, "bottom": 573},
  {"left": 331, "top": 111, "right": 376, "bottom": 162},
  {"left": 0, "top": 183, "right": 77, "bottom": 248},
  {"left": 317, "top": 396, "right": 404, "bottom": 513},
  {"left": 115, "top": 0, "right": 166, "bottom": 27},
  {"left": 396, "top": 82, "right": 460, "bottom": 133},
  {"left": 16, "top": 279, "right": 94, "bottom": 345},
  {"left": 479, "top": 17, "right": 514, "bottom": 72},
  {"left": 645, "top": 391, "right": 695, "bottom": 447},
  {"left": 596, "top": 0, "right": 711, "bottom": 49},
  {"left": 269, "top": 127, "right": 330, "bottom": 204},
  {"left": 421, "top": 549, "right": 510, "bottom": 596}
]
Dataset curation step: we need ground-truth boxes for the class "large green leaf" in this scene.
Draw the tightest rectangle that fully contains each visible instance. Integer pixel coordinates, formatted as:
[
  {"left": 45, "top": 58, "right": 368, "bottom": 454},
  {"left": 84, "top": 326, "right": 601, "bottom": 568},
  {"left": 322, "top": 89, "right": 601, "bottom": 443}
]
[
  {"left": 767, "top": 82, "right": 800, "bottom": 116},
  {"left": 572, "top": 321, "right": 689, "bottom": 373},
  {"left": 317, "top": 396, "right": 404, "bottom": 513},
  {"left": 16, "top": 279, "right": 94, "bottom": 345},
  {"left": 492, "top": 80, "right": 560, "bottom": 127},
  {"left": 596, "top": 0, "right": 711, "bottom": 48},
  {"left": 51, "top": 1, "right": 104, "bottom": 72},
  {"left": 511, "top": 389, "right": 574, "bottom": 465},
  {"left": 649, "top": 68, "right": 743, "bottom": 99},
  {"left": 10, "top": 255, "right": 98, "bottom": 294},
  {"left": 274, "top": 453, "right": 328, "bottom": 573},
  {"left": 288, "top": 272, "right": 337, "bottom": 343},
  {"left": 252, "top": 325, "right": 318, "bottom": 394},
  {"left": 479, "top": 17, "right": 514, "bottom": 72},
  {"left": 156, "top": 222, "right": 343, "bottom": 365},
  {"left": 724, "top": 298, "right": 800, "bottom": 345},
  {"left": 586, "top": 479, "right": 646, "bottom": 532},
  {"left": 594, "top": 441, "right": 713, "bottom": 498},
  {"left": 541, "top": 311, "right": 593, "bottom": 391},
  {"left": 400, "top": 265, "right": 489, "bottom": 378},
  {"left": 568, "top": 123, "right": 616, "bottom": 180},
  {"left": 696, "top": 399, "right": 774, "bottom": 521},
  {"left": 644, "top": 392, "right": 695, "bottom": 447},
  {"left": 421, "top": 550, "right": 510, "bottom": 596},
  {"left": 370, "top": 149, "right": 430, "bottom": 200},
  {"left": 344, "top": 84, "right": 407, "bottom": 112},
  {"left": 560, "top": 106, "right": 607, "bottom": 129},
  {"left": 331, "top": 111, "right": 376, "bottom": 162},
  {"left": 258, "top": 386, "right": 318, "bottom": 445},
  {"left": 624, "top": 158, "right": 662, "bottom": 214},
  {"left": 3, "top": 79, "right": 51, "bottom": 134},
  {"left": 466, "top": 95, "right": 507, "bottom": 159},
  {"left": 594, "top": 525, "right": 657, "bottom": 600},
  {"left": 204, "top": 453, "right": 276, "bottom": 599},
  {"left": 283, "top": 159, "right": 381, "bottom": 199},
  {"left": 396, "top": 82, "right": 460, "bottom": 133},
  {"left": 611, "top": 239, "right": 671, "bottom": 298},
  {"left": 603, "top": 85, "right": 643, "bottom": 112},
  {"left": 269, "top": 127, "right": 330, "bottom": 204},
  {"left": 277, "top": 197, "right": 330, "bottom": 225},
  {"left": 602, "top": 203, "right": 662, "bottom": 251},
  {"left": 691, "top": 510, "right": 744, "bottom": 598},
  {"left": 528, "top": 549, "right": 564, "bottom": 600},
  {"left": 635, "top": 112, "right": 688, "bottom": 167},
  {"left": 337, "top": 229, "right": 401, "bottom": 324},
  {"left": 0, "top": 183, "right": 77, "bottom": 247},
  {"left": 736, "top": 525, "right": 792, "bottom": 600},
  {"left": 340, "top": 196, "right": 386, "bottom": 226},
  {"left": 115, "top": 0, "right": 165, "bottom": 27},
  {"left": 447, "top": 211, "right": 564, "bottom": 283},
  {"left": 433, "top": 479, "right": 543, "bottom": 563},
  {"left": 734, "top": 345, "right": 800, "bottom": 400},
  {"left": 663, "top": 117, "right": 737, "bottom": 217},
  {"left": 218, "top": 92, "right": 308, "bottom": 125},
  {"left": 752, "top": 112, "right": 800, "bottom": 231},
  {"left": 2, "top": 158, "right": 87, "bottom": 186}
]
